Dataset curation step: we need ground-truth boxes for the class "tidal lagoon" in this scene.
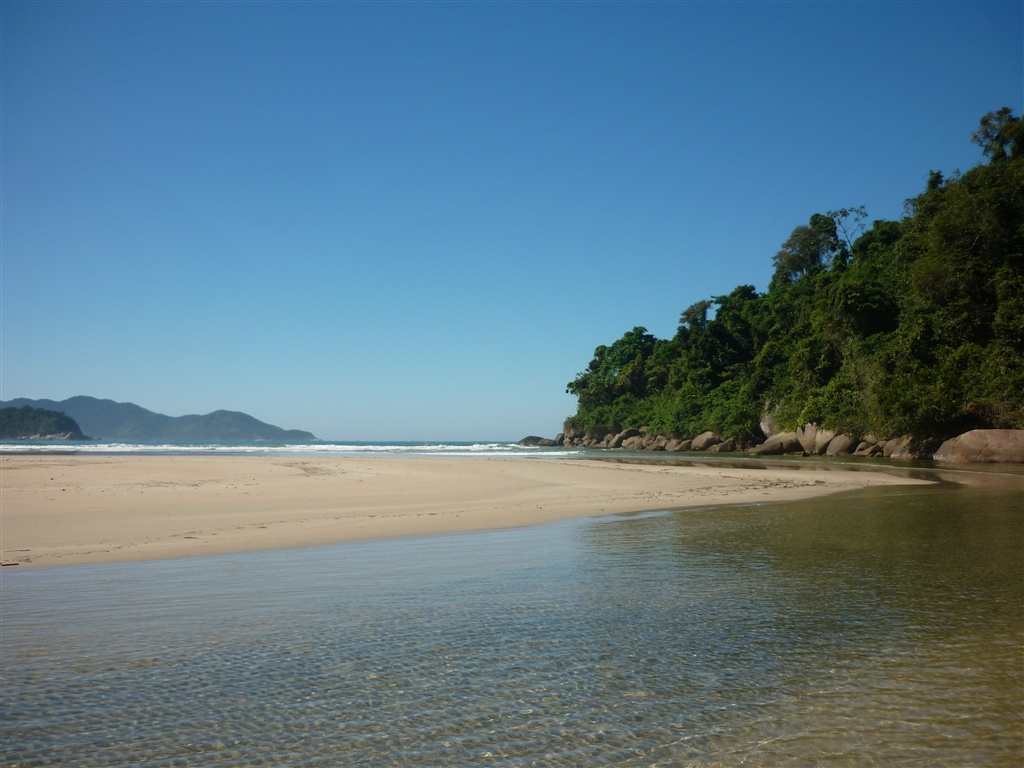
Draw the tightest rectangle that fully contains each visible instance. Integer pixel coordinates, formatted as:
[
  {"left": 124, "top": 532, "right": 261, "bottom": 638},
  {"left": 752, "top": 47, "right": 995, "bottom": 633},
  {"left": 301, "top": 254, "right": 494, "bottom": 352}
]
[{"left": 2, "top": 468, "right": 1021, "bottom": 766}]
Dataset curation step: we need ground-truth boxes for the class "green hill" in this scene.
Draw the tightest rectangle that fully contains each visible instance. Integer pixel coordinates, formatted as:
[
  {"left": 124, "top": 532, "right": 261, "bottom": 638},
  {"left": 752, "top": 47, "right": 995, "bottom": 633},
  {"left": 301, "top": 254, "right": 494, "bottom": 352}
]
[
  {"left": 0, "top": 396, "right": 318, "bottom": 442},
  {"left": 0, "top": 406, "right": 90, "bottom": 439},
  {"left": 565, "top": 108, "right": 1024, "bottom": 444}
]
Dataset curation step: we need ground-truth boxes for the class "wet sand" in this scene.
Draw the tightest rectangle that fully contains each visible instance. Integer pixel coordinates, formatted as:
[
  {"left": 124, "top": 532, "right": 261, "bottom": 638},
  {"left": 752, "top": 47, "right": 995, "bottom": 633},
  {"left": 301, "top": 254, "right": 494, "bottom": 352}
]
[{"left": 0, "top": 455, "right": 930, "bottom": 568}]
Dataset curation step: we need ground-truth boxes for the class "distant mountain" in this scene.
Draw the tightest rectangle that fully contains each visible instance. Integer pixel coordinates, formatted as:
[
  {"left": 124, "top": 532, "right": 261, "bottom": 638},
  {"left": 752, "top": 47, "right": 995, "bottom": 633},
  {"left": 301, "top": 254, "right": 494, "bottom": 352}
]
[
  {"left": 0, "top": 396, "right": 317, "bottom": 442},
  {"left": 0, "top": 405, "right": 90, "bottom": 440}
]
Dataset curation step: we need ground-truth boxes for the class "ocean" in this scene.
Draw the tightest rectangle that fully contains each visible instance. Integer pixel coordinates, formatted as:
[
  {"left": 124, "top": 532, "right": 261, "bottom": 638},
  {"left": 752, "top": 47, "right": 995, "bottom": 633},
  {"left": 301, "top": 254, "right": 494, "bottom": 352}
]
[{"left": 0, "top": 439, "right": 580, "bottom": 457}]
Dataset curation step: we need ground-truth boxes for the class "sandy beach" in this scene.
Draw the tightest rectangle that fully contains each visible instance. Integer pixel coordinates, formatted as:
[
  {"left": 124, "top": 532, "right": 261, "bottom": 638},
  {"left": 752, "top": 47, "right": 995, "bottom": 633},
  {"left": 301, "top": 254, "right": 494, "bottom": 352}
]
[{"left": 0, "top": 455, "right": 929, "bottom": 568}]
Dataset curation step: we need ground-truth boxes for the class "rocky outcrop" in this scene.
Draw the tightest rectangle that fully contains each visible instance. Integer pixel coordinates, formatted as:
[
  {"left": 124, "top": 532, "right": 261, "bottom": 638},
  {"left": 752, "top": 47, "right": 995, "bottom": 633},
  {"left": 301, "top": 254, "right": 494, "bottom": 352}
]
[
  {"left": 881, "top": 435, "right": 910, "bottom": 458},
  {"left": 813, "top": 429, "right": 837, "bottom": 455},
  {"left": 749, "top": 431, "right": 802, "bottom": 455},
  {"left": 13, "top": 432, "right": 90, "bottom": 441},
  {"left": 796, "top": 424, "right": 818, "bottom": 454},
  {"left": 853, "top": 440, "right": 882, "bottom": 457},
  {"left": 707, "top": 438, "right": 736, "bottom": 453},
  {"left": 933, "top": 429, "right": 1024, "bottom": 464},
  {"left": 825, "top": 434, "right": 855, "bottom": 456},
  {"left": 621, "top": 435, "right": 645, "bottom": 449},
  {"left": 665, "top": 438, "right": 691, "bottom": 452},
  {"left": 691, "top": 431, "right": 722, "bottom": 451},
  {"left": 609, "top": 428, "right": 640, "bottom": 448},
  {"left": 519, "top": 435, "right": 557, "bottom": 447},
  {"left": 883, "top": 434, "right": 939, "bottom": 460}
]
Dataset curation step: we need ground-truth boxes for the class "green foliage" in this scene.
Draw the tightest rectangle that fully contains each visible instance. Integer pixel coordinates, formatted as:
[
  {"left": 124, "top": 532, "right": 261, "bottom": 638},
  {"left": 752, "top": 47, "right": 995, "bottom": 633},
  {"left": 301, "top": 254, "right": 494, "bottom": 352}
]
[
  {"left": 0, "top": 406, "right": 87, "bottom": 438},
  {"left": 566, "top": 108, "right": 1024, "bottom": 442}
]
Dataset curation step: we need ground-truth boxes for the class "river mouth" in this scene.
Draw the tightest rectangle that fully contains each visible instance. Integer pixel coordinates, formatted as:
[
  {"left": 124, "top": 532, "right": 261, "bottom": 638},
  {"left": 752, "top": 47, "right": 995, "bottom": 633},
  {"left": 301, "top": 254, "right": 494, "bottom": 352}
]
[{"left": 2, "top": 478, "right": 1021, "bottom": 766}]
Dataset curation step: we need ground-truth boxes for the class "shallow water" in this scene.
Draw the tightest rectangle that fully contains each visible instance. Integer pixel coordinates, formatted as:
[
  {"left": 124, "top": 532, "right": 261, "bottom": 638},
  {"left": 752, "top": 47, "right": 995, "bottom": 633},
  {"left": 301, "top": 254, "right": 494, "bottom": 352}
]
[{"left": 2, "top": 477, "right": 1022, "bottom": 766}]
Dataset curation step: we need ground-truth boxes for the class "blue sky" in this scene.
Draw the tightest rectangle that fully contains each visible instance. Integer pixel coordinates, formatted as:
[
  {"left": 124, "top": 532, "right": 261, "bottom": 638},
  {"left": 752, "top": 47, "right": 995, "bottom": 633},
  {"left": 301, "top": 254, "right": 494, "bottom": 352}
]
[{"left": 3, "top": 1, "right": 1021, "bottom": 440}]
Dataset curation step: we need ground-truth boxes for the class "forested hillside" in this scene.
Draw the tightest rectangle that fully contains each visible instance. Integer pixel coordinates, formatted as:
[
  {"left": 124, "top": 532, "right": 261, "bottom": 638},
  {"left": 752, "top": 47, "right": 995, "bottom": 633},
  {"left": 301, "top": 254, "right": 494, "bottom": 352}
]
[
  {"left": 0, "top": 396, "right": 318, "bottom": 442},
  {"left": 0, "top": 406, "right": 89, "bottom": 439},
  {"left": 566, "top": 108, "right": 1024, "bottom": 443}
]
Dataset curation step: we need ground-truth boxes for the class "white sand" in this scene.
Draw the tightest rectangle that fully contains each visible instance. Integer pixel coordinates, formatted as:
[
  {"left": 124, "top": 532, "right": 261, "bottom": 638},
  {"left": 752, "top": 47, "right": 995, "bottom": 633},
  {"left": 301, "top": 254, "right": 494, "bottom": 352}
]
[{"left": 0, "top": 455, "right": 929, "bottom": 568}]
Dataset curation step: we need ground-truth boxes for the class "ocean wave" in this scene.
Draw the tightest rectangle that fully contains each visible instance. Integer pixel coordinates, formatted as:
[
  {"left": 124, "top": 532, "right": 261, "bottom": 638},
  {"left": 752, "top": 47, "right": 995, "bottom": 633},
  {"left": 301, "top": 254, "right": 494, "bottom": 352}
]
[{"left": 0, "top": 441, "right": 582, "bottom": 457}]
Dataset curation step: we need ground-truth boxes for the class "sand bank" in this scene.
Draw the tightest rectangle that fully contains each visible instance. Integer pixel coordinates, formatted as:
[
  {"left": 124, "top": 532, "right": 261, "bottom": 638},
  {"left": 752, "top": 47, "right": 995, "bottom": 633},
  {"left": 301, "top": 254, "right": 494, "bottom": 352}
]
[{"left": 0, "top": 455, "right": 929, "bottom": 568}]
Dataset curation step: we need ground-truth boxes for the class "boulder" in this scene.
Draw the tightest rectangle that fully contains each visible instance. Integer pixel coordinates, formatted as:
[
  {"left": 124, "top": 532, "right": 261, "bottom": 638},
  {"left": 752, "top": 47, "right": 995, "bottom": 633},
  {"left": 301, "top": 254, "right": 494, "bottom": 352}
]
[
  {"left": 562, "top": 421, "right": 584, "bottom": 442},
  {"left": 881, "top": 436, "right": 907, "bottom": 457},
  {"left": 900, "top": 436, "right": 939, "bottom": 460},
  {"left": 707, "top": 438, "right": 736, "bottom": 453},
  {"left": 853, "top": 441, "right": 881, "bottom": 457},
  {"left": 797, "top": 424, "right": 818, "bottom": 454},
  {"left": 665, "top": 438, "right": 691, "bottom": 452},
  {"left": 519, "top": 435, "right": 556, "bottom": 447},
  {"left": 648, "top": 435, "right": 668, "bottom": 451},
  {"left": 933, "top": 429, "right": 1024, "bottom": 464},
  {"left": 691, "top": 431, "right": 722, "bottom": 451},
  {"left": 759, "top": 408, "right": 781, "bottom": 438},
  {"left": 749, "top": 431, "right": 802, "bottom": 455},
  {"left": 621, "top": 435, "right": 645, "bottom": 450},
  {"left": 882, "top": 434, "right": 936, "bottom": 460},
  {"left": 825, "top": 434, "right": 855, "bottom": 455},
  {"left": 609, "top": 428, "right": 641, "bottom": 448},
  {"left": 813, "top": 429, "right": 837, "bottom": 455},
  {"left": 553, "top": 433, "right": 564, "bottom": 446}
]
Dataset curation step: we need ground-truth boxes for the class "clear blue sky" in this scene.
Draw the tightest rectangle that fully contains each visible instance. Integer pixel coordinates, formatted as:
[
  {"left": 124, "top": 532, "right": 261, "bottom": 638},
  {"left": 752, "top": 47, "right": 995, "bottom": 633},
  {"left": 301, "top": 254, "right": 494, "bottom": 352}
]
[{"left": 2, "top": 1, "right": 1021, "bottom": 440}]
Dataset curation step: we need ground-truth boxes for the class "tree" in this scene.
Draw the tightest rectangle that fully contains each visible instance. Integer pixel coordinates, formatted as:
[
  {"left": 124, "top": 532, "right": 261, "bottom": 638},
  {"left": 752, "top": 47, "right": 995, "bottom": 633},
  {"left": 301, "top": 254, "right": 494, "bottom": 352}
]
[
  {"left": 772, "top": 213, "right": 842, "bottom": 283},
  {"left": 971, "top": 107, "right": 1023, "bottom": 162}
]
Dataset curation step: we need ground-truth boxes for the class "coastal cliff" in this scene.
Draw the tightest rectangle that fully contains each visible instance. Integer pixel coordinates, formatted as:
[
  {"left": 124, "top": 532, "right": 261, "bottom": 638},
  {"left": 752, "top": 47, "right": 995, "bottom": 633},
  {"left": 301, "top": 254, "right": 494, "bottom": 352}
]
[{"left": 553, "top": 108, "right": 1024, "bottom": 463}]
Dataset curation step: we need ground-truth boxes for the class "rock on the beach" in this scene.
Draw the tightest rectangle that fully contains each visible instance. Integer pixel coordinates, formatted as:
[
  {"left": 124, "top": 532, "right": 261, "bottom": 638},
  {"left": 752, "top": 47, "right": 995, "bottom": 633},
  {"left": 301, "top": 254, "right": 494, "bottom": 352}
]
[
  {"left": 691, "top": 431, "right": 722, "bottom": 451},
  {"left": 933, "top": 429, "right": 1024, "bottom": 464},
  {"left": 708, "top": 438, "right": 736, "bottom": 453},
  {"left": 813, "top": 429, "right": 837, "bottom": 455},
  {"left": 749, "top": 431, "right": 802, "bottom": 455},
  {"left": 797, "top": 424, "right": 818, "bottom": 454},
  {"left": 610, "top": 428, "right": 640, "bottom": 448},
  {"left": 825, "top": 434, "right": 855, "bottom": 455},
  {"left": 649, "top": 435, "right": 668, "bottom": 451},
  {"left": 665, "top": 438, "right": 691, "bottom": 452},
  {"left": 853, "top": 441, "right": 882, "bottom": 457},
  {"left": 622, "top": 435, "right": 645, "bottom": 450},
  {"left": 884, "top": 434, "right": 939, "bottom": 460},
  {"left": 519, "top": 435, "right": 556, "bottom": 447}
]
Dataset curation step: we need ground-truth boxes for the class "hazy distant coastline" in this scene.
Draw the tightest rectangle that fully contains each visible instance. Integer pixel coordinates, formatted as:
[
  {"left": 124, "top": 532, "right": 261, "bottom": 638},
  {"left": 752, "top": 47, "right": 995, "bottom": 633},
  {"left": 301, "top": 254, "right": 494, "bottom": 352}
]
[{"left": 0, "top": 396, "right": 317, "bottom": 443}]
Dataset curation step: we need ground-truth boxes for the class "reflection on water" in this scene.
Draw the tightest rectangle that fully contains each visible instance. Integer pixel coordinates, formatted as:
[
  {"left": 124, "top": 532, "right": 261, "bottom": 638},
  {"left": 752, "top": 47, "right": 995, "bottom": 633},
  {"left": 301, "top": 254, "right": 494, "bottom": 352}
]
[{"left": 2, "top": 477, "right": 1022, "bottom": 766}]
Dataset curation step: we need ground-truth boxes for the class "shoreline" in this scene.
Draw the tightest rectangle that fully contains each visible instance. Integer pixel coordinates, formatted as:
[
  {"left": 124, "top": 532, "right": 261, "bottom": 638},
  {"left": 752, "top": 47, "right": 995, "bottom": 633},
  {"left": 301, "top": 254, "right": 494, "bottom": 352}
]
[{"left": 1, "top": 455, "right": 932, "bottom": 570}]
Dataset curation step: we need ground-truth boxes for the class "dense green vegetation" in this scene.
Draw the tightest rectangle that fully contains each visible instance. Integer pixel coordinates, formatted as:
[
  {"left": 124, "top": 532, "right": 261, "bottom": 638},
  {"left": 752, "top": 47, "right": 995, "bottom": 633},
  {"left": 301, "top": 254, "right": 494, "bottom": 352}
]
[
  {"left": 0, "top": 396, "right": 318, "bottom": 442},
  {"left": 566, "top": 108, "right": 1024, "bottom": 443},
  {"left": 0, "top": 406, "right": 88, "bottom": 439}
]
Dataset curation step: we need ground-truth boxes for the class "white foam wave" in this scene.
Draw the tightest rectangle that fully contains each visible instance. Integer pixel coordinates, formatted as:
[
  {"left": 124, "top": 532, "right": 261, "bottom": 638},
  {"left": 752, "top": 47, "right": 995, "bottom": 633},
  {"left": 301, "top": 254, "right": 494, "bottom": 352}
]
[{"left": 0, "top": 441, "right": 581, "bottom": 458}]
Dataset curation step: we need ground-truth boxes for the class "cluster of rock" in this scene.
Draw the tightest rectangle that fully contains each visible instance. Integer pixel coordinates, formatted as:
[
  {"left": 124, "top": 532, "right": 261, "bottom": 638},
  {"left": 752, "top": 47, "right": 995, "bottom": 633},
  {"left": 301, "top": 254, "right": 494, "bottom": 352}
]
[
  {"left": 519, "top": 423, "right": 1024, "bottom": 464},
  {"left": 11, "top": 432, "right": 90, "bottom": 441},
  {"left": 526, "top": 425, "right": 741, "bottom": 453},
  {"left": 747, "top": 424, "right": 938, "bottom": 460}
]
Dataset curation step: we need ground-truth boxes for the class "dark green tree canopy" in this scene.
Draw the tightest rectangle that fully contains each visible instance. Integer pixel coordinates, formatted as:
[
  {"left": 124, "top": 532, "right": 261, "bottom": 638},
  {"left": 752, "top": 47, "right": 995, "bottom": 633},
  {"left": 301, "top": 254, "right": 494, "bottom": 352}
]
[{"left": 971, "top": 106, "right": 1023, "bottom": 162}]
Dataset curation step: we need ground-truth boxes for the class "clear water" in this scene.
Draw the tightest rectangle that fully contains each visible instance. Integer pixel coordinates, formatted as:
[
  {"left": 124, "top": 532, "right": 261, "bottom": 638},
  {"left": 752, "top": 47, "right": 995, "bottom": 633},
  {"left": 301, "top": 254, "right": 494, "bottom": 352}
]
[{"left": 2, "top": 478, "right": 1021, "bottom": 766}]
